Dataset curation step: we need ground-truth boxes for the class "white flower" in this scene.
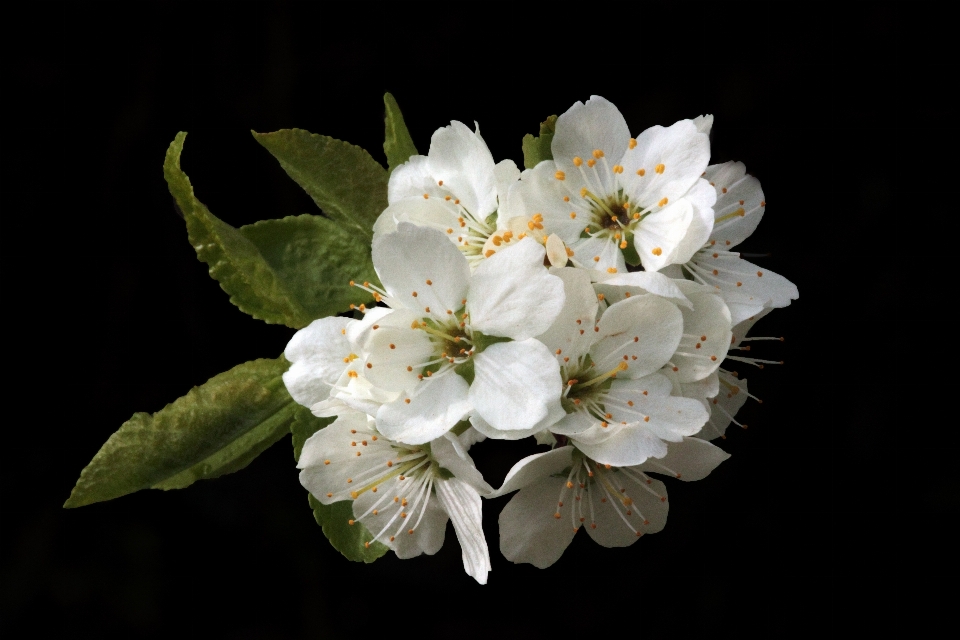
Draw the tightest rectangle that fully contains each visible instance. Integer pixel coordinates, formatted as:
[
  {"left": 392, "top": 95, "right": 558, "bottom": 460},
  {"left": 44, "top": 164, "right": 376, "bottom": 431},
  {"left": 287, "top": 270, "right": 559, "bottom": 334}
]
[
  {"left": 509, "top": 267, "right": 708, "bottom": 465},
  {"left": 350, "top": 223, "right": 565, "bottom": 444},
  {"left": 374, "top": 121, "right": 521, "bottom": 268},
  {"left": 670, "top": 160, "right": 799, "bottom": 325},
  {"left": 493, "top": 437, "right": 730, "bottom": 569},
  {"left": 500, "top": 95, "right": 715, "bottom": 275},
  {"left": 298, "top": 410, "right": 493, "bottom": 583}
]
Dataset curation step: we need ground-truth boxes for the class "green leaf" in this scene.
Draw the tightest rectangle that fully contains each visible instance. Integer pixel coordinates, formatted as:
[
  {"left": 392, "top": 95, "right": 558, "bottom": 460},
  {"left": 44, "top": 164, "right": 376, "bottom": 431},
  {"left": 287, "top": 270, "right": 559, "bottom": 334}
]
[
  {"left": 291, "top": 410, "right": 389, "bottom": 563},
  {"left": 383, "top": 92, "right": 418, "bottom": 175},
  {"left": 66, "top": 357, "right": 298, "bottom": 508},
  {"left": 253, "top": 129, "right": 388, "bottom": 239},
  {"left": 521, "top": 114, "right": 558, "bottom": 169},
  {"left": 164, "top": 133, "right": 372, "bottom": 328},
  {"left": 238, "top": 214, "right": 380, "bottom": 322}
]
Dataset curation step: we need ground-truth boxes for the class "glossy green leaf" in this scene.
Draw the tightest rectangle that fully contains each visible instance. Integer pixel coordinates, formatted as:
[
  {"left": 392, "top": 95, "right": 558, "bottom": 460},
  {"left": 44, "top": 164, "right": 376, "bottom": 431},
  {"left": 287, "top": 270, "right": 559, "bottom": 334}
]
[
  {"left": 164, "top": 133, "right": 374, "bottom": 328},
  {"left": 291, "top": 410, "right": 389, "bottom": 562},
  {"left": 253, "top": 129, "right": 387, "bottom": 239},
  {"left": 66, "top": 357, "right": 297, "bottom": 508},
  {"left": 383, "top": 92, "right": 418, "bottom": 175},
  {"left": 521, "top": 114, "right": 558, "bottom": 169}
]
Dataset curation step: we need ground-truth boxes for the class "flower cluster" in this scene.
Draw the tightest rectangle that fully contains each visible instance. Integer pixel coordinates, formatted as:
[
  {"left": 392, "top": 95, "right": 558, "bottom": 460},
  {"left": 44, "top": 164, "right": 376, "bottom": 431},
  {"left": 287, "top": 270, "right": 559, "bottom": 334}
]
[{"left": 288, "top": 96, "right": 798, "bottom": 583}]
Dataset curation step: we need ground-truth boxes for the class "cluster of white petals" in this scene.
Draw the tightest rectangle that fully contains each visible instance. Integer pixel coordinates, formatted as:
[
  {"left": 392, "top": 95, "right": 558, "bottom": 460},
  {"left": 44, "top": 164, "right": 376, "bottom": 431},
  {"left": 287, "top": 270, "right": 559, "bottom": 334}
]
[{"left": 286, "top": 96, "right": 798, "bottom": 581}]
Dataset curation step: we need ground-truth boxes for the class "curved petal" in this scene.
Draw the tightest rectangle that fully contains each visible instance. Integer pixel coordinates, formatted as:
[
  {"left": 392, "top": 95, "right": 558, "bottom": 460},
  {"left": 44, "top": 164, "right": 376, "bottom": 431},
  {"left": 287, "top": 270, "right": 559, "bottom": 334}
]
[
  {"left": 426, "top": 121, "right": 498, "bottom": 218},
  {"left": 671, "top": 282, "right": 733, "bottom": 382},
  {"left": 705, "top": 161, "right": 765, "bottom": 248},
  {"left": 468, "top": 238, "right": 565, "bottom": 340},
  {"left": 552, "top": 96, "right": 631, "bottom": 198},
  {"left": 470, "top": 339, "right": 563, "bottom": 433},
  {"left": 432, "top": 433, "right": 493, "bottom": 495},
  {"left": 489, "top": 446, "right": 574, "bottom": 498},
  {"left": 638, "top": 436, "right": 730, "bottom": 481},
  {"left": 672, "top": 179, "right": 717, "bottom": 264},
  {"left": 691, "top": 255, "right": 798, "bottom": 310},
  {"left": 536, "top": 267, "right": 599, "bottom": 361},
  {"left": 591, "top": 295, "right": 684, "bottom": 378},
  {"left": 594, "top": 270, "right": 692, "bottom": 309},
  {"left": 620, "top": 119, "right": 710, "bottom": 209},
  {"left": 436, "top": 477, "right": 491, "bottom": 584},
  {"left": 283, "top": 316, "right": 353, "bottom": 407},
  {"left": 499, "top": 161, "right": 591, "bottom": 244},
  {"left": 584, "top": 474, "right": 668, "bottom": 546},
  {"left": 363, "top": 310, "right": 435, "bottom": 393},
  {"left": 376, "top": 372, "right": 471, "bottom": 444},
  {"left": 372, "top": 223, "right": 470, "bottom": 319},
  {"left": 633, "top": 198, "right": 693, "bottom": 272},
  {"left": 569, "top": 235, "right": 626, "bottom": 275},
  {"left": 499, "top": 476, "right": 578, "bottom": 568}
]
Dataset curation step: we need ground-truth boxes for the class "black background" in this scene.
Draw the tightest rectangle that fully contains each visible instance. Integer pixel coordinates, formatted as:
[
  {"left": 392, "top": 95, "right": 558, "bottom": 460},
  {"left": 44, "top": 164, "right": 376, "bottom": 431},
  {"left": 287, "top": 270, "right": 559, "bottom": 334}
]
[{"left": 5, "top": 3, "right": 943, "bottom": 637}]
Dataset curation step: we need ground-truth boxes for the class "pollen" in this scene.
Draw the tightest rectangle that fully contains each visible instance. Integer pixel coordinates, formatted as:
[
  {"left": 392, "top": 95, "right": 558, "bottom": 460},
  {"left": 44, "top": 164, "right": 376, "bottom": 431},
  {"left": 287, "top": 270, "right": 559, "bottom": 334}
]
[
  {"left": 722, "top": 187, "right": 728, "bottom": 193},
  {"left": 454, "top": 199, "right": 460, "bottom": 204},
  {"left": 592, "top": 149, "right": 604, "bottom": 159},
  {"left": 348, "top": 371, "right": 358, "bottom": 378},
  {"left": 579, "top": 187, "right": 588, "bottom": 197},
  {"left": 446, "top": 228, "right": 453, "bottom": 234},
  {"left": 652, "top": 247, "right": 662, "bottom": 256},
  {"left": 620, "top": 240, "right": 628, "bottom": 249},
  {"left": 564, "top": 195, "right": 570, "bottom": 202},
  {"left": 324, "top": 459, "right": 331, "bottom": 465},
  {"left": 587, "top": 159, "right": 596, "bottom": 167},
  {"left": 445, "top": 195, "right": 451, "bottom": 201},
  {"left": 607, "top": 267, "right": 617, "bottom": 273},
  {"left": 760, "top": 200, "right": 766, "bottom": 207},
  {"left": 387, "top": 460, "right": 393, "bottom": 467},
  {"left": 644, "top": 416, "right": 650, "bottom": 422},
  {"left": 554, "top": 512, "right": 562, "bottom": 519},
  {"left": 326, "top": 492, "right": 332, "bottom": 498},
  {"left": 485, "top": 249, "right": 496, "bottom": 257},
  {"left": 593, "top": 256, "right": 600, "bottom": 262},
  {"left": 412, "top": 291, "right": 418, "bottom": 297},
  {"left": 613, "top": 165, "right": 624, "bottom": 174},
  {"left": 658, "top": 197, "right": 668, "bottom": 206},
  {"left": 404, "top": 398, "right": 411, "bottom": 404},
  {"left": 555, "top": 170, "right": 566, "bottom": 181},
  {"left": 438, "top": 180, "right": 443, "bottom": 186},
  {"left": 757, "top": 271, "right": 764, "bottom": 277},
  {"left": 573, "top": 156, "right": 583, "bottom": 166},
  {"left": 637, "top": 168, "right": 646, "bottom": 176},
  {"left": 737, "top": 281, "right": 743, "bottom": 287},
  {"left": 566, "top": 247, "right": 575, "bottom": 257},
  {"left": 734, "top": 207, "right": 745, "bottom": 217},
  {"left": 710, "top": 355, "right": 718, "bottom": 361},
  {"left": 655, "top": 163, "right": 665, "bottom": 174},
  {"left": 570, "top": 212, "right": 577, "bottom": 219},
  {"left": 629, "top": 138, "right": 637, "bottom": 149},
  {"left": 423, "top": 193, "right": 429, "bottom": 199},
  {"left": 389, "top": 344, "right": 396, "bottom": 349},
  {"left": 597, "top": 293, "right": 605, "bottom": 301},
  {"left": 627, "top": 400, "right": 634, "bottom": 406}
]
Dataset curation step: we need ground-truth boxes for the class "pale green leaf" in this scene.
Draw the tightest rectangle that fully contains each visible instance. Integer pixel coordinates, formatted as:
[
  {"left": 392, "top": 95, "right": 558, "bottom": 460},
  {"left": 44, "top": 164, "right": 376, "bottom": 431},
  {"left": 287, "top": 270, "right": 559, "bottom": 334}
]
[
  {"left": 383, "top": 92, "right": 418, "bottom": 175},
  {"left": 66, "top": 357, "right": 297, "bottom": 508},
  {"left": 291, "top": 410, "right": 389, "bottom": 562},
  {"left": 253, "top": 129, "right": 387, "bottom": 239},
  {"left": 521, "top": 114, "right": 558, "bottom": 169}
]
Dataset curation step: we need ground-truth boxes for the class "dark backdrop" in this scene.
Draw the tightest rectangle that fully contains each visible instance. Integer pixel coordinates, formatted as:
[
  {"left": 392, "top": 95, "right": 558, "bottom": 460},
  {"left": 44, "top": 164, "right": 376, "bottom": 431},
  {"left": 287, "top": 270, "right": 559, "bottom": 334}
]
[{"left": 5, "top": 3, "right": 934, "bottom": 637}]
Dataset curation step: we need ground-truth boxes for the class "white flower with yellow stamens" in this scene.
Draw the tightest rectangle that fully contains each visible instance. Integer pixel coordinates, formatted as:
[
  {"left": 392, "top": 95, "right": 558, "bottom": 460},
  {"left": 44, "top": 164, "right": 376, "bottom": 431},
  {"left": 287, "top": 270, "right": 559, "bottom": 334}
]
[
  {"left": 668, "top": 160, "right": 798, "bottom": 324},
  {"left": 298, "top": 410, "right": 493, "bottom": 583},
  {"left": 350, "top": 223, "right": 565, "bottom": 444},
  {"left": 374, "top": 121, "right": 521, "bottom": 269},
  {"left": 499, "top": 95, "right": 715, "bottom": 275},
  {"left": 505, "top": 267, "right": 709, "bottom": 465},
  {"left": 493, "top": 437, "right": 730, "bottom": 569}
]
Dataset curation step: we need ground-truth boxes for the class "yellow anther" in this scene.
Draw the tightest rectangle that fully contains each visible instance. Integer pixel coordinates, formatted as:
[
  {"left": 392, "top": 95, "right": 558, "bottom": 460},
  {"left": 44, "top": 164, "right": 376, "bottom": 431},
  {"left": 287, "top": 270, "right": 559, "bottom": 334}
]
[
  {"left": 592, "top": 149, "right": 604, "bottom": 158},
  {"left": 423, "top": 193, "right": 429, "bottom": 199},
  {"left": 579, "top": 187, "right": 588, "bottom": 197},
  {"left": 636, "top": 168, "right": 646, "bottom": 176},
  {"left": 587, "top": 159, "right": 596, "bottom": 167},
  {"left": 629, "top": 138, "right": 637, "bottom": 149},
  {"left": 555, "top": 170, "right": 565, "bottom": 180},
  {"left": 607, "top": 267, "right": 617, "bottom": 273},
  {"left": 658, "top": 197, "right": 668, "bottom": 206},
  {"left": 485, "top": 249, "right": 496, "bottom": 257},
  {"left": 570, "top": 212, "right": 577, "bottom": 219},
  {"left": 655, "top": 163, "right": 665, "bottom": 174},
  {"left": 652, "top": 247, "right": 662, "bottom": 256},
  {"left": 445, "top": 195, "right": 452, "bottom": 201},
  {"left": 613, "top": 165, "right": 624, "bottom": 174},
  {"left": 438, "top": 180, "right": 443, "bottom": 186},
  {"left": 446, "top": 228, "right": 453, "bottom": 234},
  {"left": 563, "top": 195, "right": 570, "bottom": 202},
  {"left": 573, "top": 156, "right": 583, "bottom": 167},
  {"left": 566, "top": 247, "right": 574, "bottom": 256},
  {"left": 347, "top": 371, "right": 359, "bottom": 378},
  {"left": 620, "top": 240, "right": 628, "bottom": 249}
]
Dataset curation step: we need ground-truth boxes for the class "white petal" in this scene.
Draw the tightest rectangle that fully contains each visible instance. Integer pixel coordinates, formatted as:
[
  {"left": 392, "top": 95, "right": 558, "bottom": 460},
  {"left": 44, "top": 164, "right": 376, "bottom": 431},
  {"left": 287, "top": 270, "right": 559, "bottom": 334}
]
[
  {"left": 692, "top": 255, "right": 798, "bottom": 310},
  {"left": 693, "top": 114, "right": 714, "bottom": 134},
  {"left": 705, "top": 161, "right": 765, "bottom": 248},
  {"left": 672, "top": 179, "right": 717, "bottom": 264},
  {"left": 431, "top": 433, "right": 493, "bottom": 495},
  {"left": 468, "top": 237, "right": 565, "bottom": 340},
  {"left": 372, "top": 223, "right": 470, "bottom": 318},
  {"left": 283, "top": 316, "right": 353, "bottom": 407},
  {"left": 363, "top": 309, "right": 435, "bottom": 393},
  {"left": 591, "top": 295, "right": 684, "bottom": 378},
  {"left": 499, "top": 161, "right": 590, "bottom": 244},
  {"left": 470, "top": 339, "right": 563, "bottom": 433},
  {"left": 718, "top": 288, "right": 767, "bottom": 327},
  {"left": 545, "top": 233, "right": 568, "bottom": 267},
  {"left": 489, "top": 446, "right": 574, "bottom": 498},
  {"left": 552, "top": 96, "right": 631, "bottom": 198},
  {"left": 470, "top": 400, "right": 565, "bottom": 441},
  {"left": 387, "top": 155, "right": 433, "bottom": 203},
  {"left": 620, "top": 119, "right": 710, "bottom": 209},
  {"left": 639, "top": 437, "right": 730, "bottom": 481},
  {"left": 536, "top": 267, "right": 599, "bottom": 360},
  {"left": 427, "top": 121, "right": 498, "bottom": 218},
  {"left": 494, "top": 159, "right": 520, "bottom": 205},
  {"left": 376, "top": 372, "right": 471, "bottom": 444},
  {"left": 435, "top": 477, "right": 491, "bottom": 584},
  {"left": 499, "top": 476, "right": 577, "bottom": 568},
  {"left": 700, "top": 372, "right": 750, "bottom": 440},
  {"left": 633, "top": 198, "right": 694, "bottom": 272},
  {"left": 594, "top": 270, "right": 692, "bottom": 309},
  {"left": 671, "top": 282, "right": 733, "bottom": 382},
  {"left": 570, "top": 235, "right": 626, "bottom": 275},
  {"left": 585, "top": 475, "right": 668, "bottom": 546},
  {"left": 390, "top": 496, "right": 448, "bottom": 559}
]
